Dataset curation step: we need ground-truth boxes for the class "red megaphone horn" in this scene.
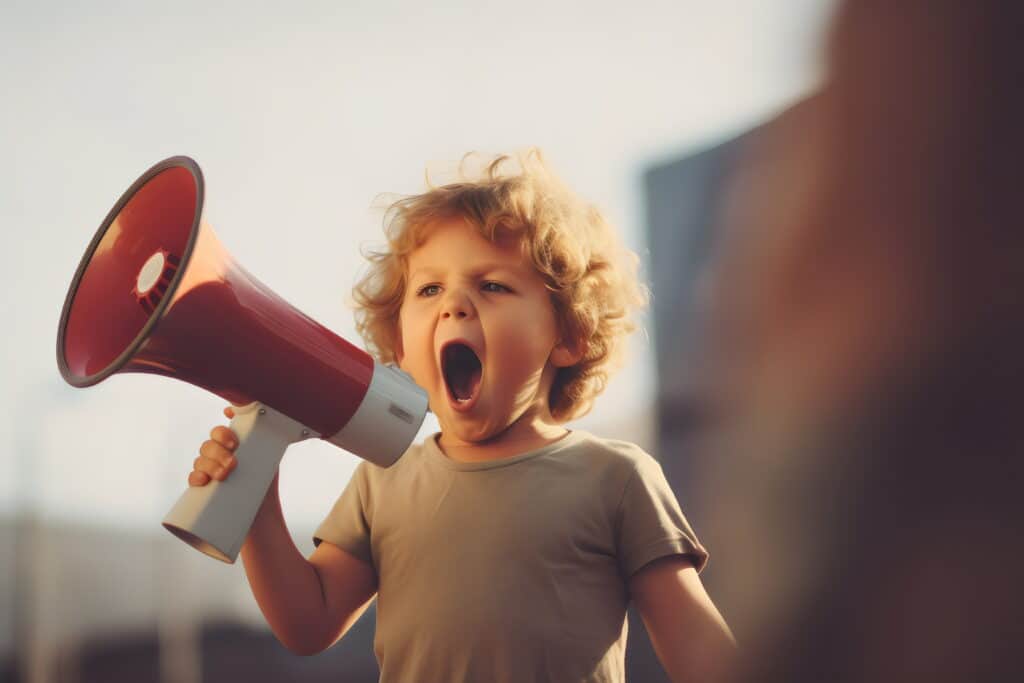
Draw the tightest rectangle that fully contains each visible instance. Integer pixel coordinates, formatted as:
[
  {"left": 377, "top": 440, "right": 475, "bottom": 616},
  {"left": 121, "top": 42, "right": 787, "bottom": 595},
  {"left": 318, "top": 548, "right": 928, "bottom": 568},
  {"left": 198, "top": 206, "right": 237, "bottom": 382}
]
[{"left": 56, "top": 156, "right": 427, "bottom": 563}]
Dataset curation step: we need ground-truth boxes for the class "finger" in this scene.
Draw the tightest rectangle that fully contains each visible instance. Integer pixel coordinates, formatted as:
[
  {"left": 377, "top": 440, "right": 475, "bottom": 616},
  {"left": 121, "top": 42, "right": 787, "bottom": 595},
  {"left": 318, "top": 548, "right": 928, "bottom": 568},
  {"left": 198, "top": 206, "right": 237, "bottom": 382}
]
[
  {"left": 188, "top": 470, "right": 211, "bottom": 487},
  {"left": 209, "top": 426, "right": 238, "bottom": 450},
  {"left": 224, "top": 406, "right": 235, "bottom": 419},
  {"left": 192, "top": 454, "right": 216, "bottom": 475},
  {"left": 194, "top": 453, "right": 235, "bottom": 481},
  {"left": 199, "top": 441, "right": 237, "bottom": 470}
]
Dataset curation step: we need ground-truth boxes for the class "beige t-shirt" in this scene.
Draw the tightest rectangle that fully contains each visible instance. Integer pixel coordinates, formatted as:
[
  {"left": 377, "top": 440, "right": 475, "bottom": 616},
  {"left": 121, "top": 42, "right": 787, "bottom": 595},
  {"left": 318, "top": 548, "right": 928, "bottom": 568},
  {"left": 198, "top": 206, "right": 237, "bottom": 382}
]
[{"left": 314, "top": 430, "right": 708, "bottom": 683}]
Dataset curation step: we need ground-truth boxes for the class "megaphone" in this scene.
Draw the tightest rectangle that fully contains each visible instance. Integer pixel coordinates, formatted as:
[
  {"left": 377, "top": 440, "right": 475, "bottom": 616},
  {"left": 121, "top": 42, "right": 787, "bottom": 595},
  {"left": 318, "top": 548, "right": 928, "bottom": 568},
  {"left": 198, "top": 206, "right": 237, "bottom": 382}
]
[{"left": 56, "top": 156, "right": 428, "bottom": 563}]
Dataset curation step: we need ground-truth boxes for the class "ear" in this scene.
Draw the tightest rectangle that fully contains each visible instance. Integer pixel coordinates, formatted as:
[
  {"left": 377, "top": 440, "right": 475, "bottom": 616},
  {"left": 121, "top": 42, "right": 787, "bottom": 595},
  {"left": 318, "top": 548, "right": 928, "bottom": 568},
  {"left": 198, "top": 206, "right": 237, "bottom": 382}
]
[{"left": 550, "top": 336, "right": 584, "bottom": 368}]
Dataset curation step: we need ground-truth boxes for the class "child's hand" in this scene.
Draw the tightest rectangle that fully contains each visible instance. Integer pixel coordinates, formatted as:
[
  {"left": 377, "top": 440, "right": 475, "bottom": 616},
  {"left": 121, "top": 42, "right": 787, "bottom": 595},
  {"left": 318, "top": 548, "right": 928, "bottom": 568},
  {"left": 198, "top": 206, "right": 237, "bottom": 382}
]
[{"left": 188, "top": 406, "right": 239, "bottom": 486}]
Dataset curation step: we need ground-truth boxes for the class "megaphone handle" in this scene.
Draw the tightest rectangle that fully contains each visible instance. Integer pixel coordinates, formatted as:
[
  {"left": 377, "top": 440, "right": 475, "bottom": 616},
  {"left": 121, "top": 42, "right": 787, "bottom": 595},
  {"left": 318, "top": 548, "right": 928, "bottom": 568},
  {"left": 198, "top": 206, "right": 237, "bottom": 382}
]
[{"left": 162, "top": 402, "right": 318, "bottom": 563}]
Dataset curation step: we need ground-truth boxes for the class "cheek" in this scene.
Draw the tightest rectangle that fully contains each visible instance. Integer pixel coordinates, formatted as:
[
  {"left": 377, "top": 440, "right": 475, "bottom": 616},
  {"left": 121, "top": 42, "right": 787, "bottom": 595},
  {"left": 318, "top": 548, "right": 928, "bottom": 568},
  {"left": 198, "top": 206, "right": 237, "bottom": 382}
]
[
  {"left": 397, "top": 310, "right": 434, "bottom": 374},
  {"left": 489, "top": 309, "right": 558, "bottom": 373}
]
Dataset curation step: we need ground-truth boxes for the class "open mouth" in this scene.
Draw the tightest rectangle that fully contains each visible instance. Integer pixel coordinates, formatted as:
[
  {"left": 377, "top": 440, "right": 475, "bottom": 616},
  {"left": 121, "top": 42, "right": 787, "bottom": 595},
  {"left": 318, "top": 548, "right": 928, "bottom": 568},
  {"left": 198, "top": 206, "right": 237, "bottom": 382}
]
[{"left": 441, "top": 342, "right": 482, "bottom": 405}]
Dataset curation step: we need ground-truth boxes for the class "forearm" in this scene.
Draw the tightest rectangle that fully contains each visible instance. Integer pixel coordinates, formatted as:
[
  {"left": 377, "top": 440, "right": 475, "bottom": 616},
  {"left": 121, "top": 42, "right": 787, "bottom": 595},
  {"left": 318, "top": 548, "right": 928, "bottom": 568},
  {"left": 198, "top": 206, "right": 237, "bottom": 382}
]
[
  {"left": 649, "top": 614, "right": 737, "bottom": 683},
  {"left": 631, "top": 557, "right": 738, "bottom": 683},
  {"left": 240, "top": 476, "right": 332, "bottom": 654}
]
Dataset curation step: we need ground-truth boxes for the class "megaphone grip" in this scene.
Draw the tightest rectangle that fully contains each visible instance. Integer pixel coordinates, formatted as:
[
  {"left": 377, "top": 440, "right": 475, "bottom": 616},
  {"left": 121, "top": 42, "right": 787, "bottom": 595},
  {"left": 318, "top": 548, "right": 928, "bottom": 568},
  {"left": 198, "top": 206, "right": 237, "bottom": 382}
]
[{"left": 162, "top": 402, "right": 316, "bottom": 563}]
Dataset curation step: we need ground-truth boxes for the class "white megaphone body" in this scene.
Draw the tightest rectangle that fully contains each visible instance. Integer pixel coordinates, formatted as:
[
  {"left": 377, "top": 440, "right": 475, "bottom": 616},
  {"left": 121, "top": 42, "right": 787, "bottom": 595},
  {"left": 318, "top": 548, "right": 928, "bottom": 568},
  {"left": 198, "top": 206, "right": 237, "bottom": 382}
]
[{"left": 56, "top": 156, "right": 428, "bottom": 563}]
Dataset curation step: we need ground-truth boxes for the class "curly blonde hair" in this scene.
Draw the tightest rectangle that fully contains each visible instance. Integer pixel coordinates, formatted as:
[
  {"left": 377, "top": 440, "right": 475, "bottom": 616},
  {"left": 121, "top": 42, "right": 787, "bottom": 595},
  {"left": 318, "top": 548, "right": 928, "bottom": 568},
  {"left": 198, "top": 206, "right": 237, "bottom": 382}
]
[{"left": 353, "top": 150, "right": 647, "bottom": 422}]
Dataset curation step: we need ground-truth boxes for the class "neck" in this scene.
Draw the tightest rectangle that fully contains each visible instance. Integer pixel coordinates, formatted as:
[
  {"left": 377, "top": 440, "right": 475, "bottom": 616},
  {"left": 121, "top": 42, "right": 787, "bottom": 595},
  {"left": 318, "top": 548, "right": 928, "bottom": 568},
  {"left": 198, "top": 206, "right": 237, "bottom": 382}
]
[{"left": 438, "top": 407, "right": 568, "bottom": 462}]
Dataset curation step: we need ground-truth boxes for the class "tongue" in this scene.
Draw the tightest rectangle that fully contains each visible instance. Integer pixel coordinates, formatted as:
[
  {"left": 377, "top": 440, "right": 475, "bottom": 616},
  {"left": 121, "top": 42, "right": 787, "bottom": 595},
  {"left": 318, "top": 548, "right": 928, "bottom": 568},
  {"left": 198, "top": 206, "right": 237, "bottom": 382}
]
[{"left": 443, "top": 344, "right": 482, "bottom": 401}]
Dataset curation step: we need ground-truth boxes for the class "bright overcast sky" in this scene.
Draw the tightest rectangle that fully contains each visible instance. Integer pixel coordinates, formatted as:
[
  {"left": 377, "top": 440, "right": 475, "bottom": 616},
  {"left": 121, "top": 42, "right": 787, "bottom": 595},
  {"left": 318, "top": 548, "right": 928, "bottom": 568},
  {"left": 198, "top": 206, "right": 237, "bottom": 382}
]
[{"left": 1, "top": 0, "right": 834, "bottom": 533}]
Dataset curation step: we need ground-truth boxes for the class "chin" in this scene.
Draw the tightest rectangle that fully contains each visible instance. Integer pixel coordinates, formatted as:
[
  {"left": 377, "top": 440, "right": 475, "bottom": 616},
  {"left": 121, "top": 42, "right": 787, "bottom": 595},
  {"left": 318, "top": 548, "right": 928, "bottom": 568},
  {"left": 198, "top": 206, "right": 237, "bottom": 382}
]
[
  {"left": 442, "top": 414, "right": 505, "bottom": 444},
  {"left": 446, "top": 422, "right": 494, "bottom": 444}
]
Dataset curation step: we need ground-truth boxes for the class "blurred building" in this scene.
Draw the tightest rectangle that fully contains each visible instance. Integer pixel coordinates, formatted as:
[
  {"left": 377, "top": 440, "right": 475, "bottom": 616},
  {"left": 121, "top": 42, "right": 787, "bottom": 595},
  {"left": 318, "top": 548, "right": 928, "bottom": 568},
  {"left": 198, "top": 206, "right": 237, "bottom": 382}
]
[
  {"left": 644, "top": 134, "right": 750, "bottom": 511},
  {"left": 1, "top": 517, "right": 380, "bottom": 683},
  {"left": 642, "top": 100, "right": 811, "bottom": 646}
]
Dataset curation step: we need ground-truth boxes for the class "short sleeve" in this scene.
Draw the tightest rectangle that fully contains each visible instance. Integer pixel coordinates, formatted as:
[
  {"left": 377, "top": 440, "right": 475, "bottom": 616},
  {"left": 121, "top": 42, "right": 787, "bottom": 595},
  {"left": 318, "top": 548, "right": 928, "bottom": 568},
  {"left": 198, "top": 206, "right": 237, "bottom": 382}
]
[
  {"left": 313, "top": 461, "right": 373, "bottom": 565},
  {"left": 616, "top": 454, "right": 709, "bottom": 577}
]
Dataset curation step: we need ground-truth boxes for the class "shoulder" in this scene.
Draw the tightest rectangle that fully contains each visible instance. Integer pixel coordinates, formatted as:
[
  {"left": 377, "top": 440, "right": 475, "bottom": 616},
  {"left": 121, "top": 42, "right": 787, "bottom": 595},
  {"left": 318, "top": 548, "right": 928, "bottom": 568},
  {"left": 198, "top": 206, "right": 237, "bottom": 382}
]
[
  {"left": 570, "top": 431, "right": 658, "bottom": 472},
  {"left": 562, "top": 432, "right": 663, "bottom": 491},
  {"left": 353, "top": 436, "right": 435, "bottom": 488},
  {"left": 346, "top": 437, "right": 439, "bottom": 520}
]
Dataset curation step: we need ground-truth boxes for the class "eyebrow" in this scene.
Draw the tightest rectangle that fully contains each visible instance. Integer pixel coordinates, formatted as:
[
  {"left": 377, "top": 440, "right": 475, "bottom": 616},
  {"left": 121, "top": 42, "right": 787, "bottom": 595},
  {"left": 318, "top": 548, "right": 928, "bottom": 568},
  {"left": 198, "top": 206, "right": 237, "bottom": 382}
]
[{"left": 408, "top": 264, "right": 529, "bottom": 280}]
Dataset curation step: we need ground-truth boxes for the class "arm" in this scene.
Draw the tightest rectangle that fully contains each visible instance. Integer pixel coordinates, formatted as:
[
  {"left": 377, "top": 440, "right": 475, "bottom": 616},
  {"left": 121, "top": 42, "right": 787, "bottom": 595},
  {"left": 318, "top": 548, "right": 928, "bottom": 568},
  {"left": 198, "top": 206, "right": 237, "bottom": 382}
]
[
  {"left": 241, "top": 475, "right": 378, "bottom": 655},
  {"left": 629, "top": 555, "right": 737, "bottom": 683},
  {"left": 193, "top": 412, "right": 377, "bottom": 656}
]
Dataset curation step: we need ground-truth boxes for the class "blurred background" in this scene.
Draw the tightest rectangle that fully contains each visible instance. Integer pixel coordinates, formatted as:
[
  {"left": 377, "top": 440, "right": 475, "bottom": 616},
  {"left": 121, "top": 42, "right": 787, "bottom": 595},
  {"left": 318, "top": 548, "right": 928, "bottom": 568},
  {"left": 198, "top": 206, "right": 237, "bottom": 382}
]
[{"left": 1, "top": 0, "right": 837, "bottom": 681}]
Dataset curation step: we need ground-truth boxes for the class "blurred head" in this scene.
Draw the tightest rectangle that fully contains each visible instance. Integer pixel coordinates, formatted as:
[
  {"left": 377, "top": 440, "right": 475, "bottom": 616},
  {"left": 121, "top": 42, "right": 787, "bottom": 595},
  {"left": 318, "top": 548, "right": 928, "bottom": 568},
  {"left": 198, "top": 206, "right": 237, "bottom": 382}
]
[
  {"left": 703, "top": 1, "right": 1024, "bottom": 680},
  {"left": 714, "top": 1, "right": 1023, "bottom": 433},
  {"left": 354, "top": 150, "right": 647, "bottom": 425}
]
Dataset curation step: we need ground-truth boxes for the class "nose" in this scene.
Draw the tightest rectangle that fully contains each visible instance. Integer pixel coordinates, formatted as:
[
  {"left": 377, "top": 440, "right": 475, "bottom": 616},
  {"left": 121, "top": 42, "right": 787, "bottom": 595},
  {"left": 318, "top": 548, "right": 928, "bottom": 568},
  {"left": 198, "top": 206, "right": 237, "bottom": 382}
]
[{"left": 440, "top": 286, "right": 476, "bottom": 321}]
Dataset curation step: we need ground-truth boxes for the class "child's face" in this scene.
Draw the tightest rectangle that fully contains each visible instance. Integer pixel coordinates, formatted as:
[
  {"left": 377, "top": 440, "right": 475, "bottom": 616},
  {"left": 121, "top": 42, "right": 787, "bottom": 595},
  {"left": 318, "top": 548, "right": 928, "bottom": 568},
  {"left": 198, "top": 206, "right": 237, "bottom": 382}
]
[{"left": 397, "top": 218, "right": 576, "bottom": 445}]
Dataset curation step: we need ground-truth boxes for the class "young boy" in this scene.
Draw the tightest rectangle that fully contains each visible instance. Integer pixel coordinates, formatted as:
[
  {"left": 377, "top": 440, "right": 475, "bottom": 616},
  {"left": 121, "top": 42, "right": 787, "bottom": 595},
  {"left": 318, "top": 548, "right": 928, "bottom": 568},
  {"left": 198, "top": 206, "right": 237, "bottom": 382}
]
[{"left": 189, "top": 152, "right": 735, "bottom": 682}]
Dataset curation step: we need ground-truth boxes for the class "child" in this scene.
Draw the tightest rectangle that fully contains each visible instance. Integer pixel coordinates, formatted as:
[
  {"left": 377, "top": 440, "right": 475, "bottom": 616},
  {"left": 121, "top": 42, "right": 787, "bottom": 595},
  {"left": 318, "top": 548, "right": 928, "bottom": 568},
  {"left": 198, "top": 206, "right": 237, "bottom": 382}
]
[{"left": 189, "top": 151, "right": 735, "bottom": 682}]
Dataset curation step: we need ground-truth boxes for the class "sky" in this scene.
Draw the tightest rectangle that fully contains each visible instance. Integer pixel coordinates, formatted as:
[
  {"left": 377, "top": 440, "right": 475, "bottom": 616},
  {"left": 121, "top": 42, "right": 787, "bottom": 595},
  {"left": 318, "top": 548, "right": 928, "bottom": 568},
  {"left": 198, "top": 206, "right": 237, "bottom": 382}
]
[{"left": 1, "top": 0, "right": 834, "bottom": 534}]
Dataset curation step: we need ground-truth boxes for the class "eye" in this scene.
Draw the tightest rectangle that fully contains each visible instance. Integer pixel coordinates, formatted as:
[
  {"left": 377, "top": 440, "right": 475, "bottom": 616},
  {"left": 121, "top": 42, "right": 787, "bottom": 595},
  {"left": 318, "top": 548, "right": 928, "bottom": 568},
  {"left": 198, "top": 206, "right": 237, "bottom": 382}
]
[
  {"left": 481, "top": 281, "right": 511, "bottom": 293},
  {"left": 416, "top": 284, "right": 442, "bottom": 297}
]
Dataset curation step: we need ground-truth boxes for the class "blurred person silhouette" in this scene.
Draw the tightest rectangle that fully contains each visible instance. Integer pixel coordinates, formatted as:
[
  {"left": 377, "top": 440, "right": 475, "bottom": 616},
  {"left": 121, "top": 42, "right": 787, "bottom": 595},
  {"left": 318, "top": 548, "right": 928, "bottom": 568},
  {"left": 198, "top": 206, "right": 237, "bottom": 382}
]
[{"left": 697, "top": 1, "right": 1024, "bottom": 681}]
